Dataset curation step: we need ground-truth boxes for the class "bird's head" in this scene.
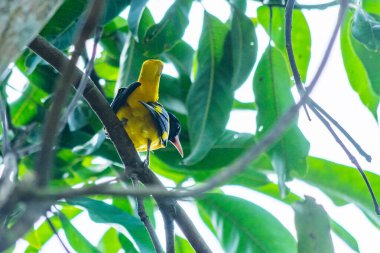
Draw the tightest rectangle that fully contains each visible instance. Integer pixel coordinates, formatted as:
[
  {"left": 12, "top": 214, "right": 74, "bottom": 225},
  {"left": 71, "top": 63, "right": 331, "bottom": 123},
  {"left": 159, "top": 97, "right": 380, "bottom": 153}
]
[
  {"left": 139, "top": 59, "right": 164, "bottom": 82},
  {"left": 168, "top": 112, "right": 183, "bottom": 158}
]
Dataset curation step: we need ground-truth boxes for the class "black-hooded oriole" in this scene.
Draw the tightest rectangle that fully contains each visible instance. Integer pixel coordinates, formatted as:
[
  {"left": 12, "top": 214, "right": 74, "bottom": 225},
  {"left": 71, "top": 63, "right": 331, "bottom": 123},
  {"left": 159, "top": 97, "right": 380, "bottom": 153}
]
[{"left": 110, "top": 59, "right": 183, "bottom": 163}]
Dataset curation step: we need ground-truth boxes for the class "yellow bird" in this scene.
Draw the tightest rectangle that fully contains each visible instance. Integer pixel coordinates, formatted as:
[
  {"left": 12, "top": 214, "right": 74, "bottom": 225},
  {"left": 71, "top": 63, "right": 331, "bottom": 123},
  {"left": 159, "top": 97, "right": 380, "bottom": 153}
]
[{"left": 110, "top": 59, "right": 183, "bottom": 163}]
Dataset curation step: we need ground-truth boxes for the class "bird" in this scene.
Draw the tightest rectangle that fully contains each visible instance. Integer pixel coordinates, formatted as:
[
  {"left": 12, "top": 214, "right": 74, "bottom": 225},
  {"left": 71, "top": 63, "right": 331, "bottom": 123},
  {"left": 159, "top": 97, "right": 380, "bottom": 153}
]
[{"left": 109, "top": 59, "right": 183, "bottom": 165}]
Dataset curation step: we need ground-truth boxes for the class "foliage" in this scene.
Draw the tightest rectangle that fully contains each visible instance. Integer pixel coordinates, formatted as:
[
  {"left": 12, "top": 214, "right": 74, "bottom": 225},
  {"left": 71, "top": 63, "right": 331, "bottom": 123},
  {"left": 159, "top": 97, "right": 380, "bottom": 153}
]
[{"left": 1, "top": 0, "right": 380, "bottom": 252}]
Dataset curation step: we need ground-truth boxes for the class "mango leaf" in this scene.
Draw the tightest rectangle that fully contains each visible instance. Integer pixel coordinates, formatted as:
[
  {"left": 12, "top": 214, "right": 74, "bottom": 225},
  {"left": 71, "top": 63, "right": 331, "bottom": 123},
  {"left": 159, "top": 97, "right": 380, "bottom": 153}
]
[
  {"left": 185, "top": 12, "right": 233, "bottom": 165},
  {"left": 164, "top": 40, "right": 195, "bottom": 77},
  {"left": 228, "top": 7, "right": 258, "bottom": 90},
  {"left": 128, "top": 0, "right": 149, "bottom": 40},
  {"left": 341, "top": 11, "right": 379, "bottom": 119},
  {"left": 97, "top": 228, "right": 122, "bottom": 253},
  {"left": 59, "top": 212, "right": 100, "bottom": 253},
  {"left": 159, "top": 75, "right": 188, "bottom": 114},
  {"left": 227, "top": 0, "right": 247, "bottom": 12},
  {"left": 143, "top": 0, "right": 192, "bottom": 56},
  {"left": 41, "top": 0, "right": 130, "bottom": 49},
  {"left": 10, "top": 85, "right": 46, "bottom": 126},
  {"left": 302, "top": 157, "right": 380, "bottom": 228},
  {"left": 331, "top": 220, "right": 359, "bottom": 253},
  {"left": 24, "top": 206, "right": 81, "bottom": 250},
  {"left": 67, "top": 198, "right": 155, "bottom": 252},
  {"left": 293, "top": 196, "right": 334, "bottom": 253},
  {"left": 349, "top": 12, "right": 380, "bottom": 97},
  {"left": 363, "top": 0, "right": 380, "bottom": 14},
  {"left": 118, "top": 233, "right": 139, "bottom": 252},
  {"left": 352, "top": 8, "right": 380, "bottom": 51},
  {"left": 257, "top": 6, "right": 311, "bottom": 82},
  {"left": 197, "top": 193, "right": 297, "bottom": 253},
  {"left": 155, "top": 131, "right": 254, "bottom": 171},
  {"left": 115, "top": 8, "right": 154, "bottom": 93},
  {"left": 175, "top": 236, "right": 195, "bottom": 253},
  {"left": 253, "top": 47, "right": 309, "bottom": 195}
]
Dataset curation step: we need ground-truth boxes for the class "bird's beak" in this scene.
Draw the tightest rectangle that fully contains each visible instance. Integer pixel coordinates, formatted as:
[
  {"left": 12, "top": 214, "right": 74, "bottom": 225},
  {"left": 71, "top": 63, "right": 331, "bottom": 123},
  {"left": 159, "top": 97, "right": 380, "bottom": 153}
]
[{"left": 170, "top": 136, "right": 183, "bottom": 158}]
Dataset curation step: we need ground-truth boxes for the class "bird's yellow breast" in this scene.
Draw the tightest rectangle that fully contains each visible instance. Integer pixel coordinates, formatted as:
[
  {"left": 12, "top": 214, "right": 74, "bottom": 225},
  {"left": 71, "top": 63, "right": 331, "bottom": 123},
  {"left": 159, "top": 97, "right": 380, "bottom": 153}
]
[{"left": 116, "top": 103, "right": 164, "bottom": 152}]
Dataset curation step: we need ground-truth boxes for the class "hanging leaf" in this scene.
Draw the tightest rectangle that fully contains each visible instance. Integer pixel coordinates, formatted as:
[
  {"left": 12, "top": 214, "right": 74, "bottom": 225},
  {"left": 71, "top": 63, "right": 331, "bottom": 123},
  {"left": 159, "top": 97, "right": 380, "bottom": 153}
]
[
  {"left": 59, "top": 213, "right": 100, "bottom": 253},
  {"left": 97, "top": 228, "right": 122, "bottom": 253},
  {"left": 128, "top": 0, "right": 149, "bottom": 40},
  {"left": 341, "top": 11, "right": 379, "bottom": 120},
  {"left": 143, "top": 0, "right": 192, "bottom": 56},
  {"left": 352, "top": 8, "right": 380, "bottom": 51},
  {"left": 185, "top": 12, "right": 233, "bottom": 165},
  {"left": 253, "top": 47, "right": 309, "bottom": 195},
  {"left": 197, "top": 193, "right": 297, "bottom": 253},
  {"left": 67, "top": 198, "right": 155, "bottom": 253},
  {"left": 257, "top": 6, "right": 311, "bottom": 82},
  {"left": 164, "top": 40, "right": 195, "bottom": 77},
  {"left": 228, "top": 7, "right": 258, "bottom": 90},
  {"left": 293, "top": 196, "right": 334, "bottom": 253},
  {"left": 115, "top": 8, "right": 154, "bottom": 92}
]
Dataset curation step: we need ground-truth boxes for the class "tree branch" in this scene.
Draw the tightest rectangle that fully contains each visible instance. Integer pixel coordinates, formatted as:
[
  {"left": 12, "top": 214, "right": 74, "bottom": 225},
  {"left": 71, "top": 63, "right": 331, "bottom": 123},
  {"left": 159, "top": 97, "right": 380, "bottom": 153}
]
[
  {"left": 132, "top": 176, "right": 163, "bottom": 253},
  {"left": 28, "top": 36, "right": 212, "bottom": 253}
]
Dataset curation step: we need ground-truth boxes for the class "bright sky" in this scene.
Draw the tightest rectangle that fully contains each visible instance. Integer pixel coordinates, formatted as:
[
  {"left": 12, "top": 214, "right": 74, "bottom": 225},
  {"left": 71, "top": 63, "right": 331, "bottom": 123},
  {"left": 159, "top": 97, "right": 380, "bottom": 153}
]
[{"left": 13, "top": 0, "right": 380, "bottom": 252}]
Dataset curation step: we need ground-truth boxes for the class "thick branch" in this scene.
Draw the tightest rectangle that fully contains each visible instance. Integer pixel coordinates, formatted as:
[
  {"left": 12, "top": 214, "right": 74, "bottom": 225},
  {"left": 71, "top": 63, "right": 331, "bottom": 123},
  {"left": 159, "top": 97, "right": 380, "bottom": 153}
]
[{"left": 28, "top": 36, "right": 211, "bottom": 253}]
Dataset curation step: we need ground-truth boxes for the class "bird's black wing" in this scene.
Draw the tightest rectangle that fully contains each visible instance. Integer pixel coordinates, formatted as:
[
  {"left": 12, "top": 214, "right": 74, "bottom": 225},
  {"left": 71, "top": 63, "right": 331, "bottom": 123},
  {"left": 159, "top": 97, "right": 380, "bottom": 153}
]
[
  {"left": 139, "top": 101, "right": 170, "bottom": 146},
  {"left": 110, "top": 82, "right": 141, "bottom": 113}
]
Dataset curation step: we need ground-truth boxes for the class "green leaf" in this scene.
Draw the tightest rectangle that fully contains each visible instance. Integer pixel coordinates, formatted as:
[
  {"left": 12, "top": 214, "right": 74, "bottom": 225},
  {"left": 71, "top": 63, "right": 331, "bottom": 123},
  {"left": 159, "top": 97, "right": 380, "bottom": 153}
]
[
  {"left": 302, "top": 157, "right": 380, "bottom": 228},
  {"left": 331, "top": 220, "right": 359, "bottom": 253},
  {"left": 257, "top": 6, "right": 311, "bottom": 82},
  {"left": 228, "top": 7, "right": 258, "bottom": 90},
  {"left": 227, "top": 0, "right": 247, "bottom": 12},
  {"left": 68, "top": 198, "right": 155, "bottom": 252},
  {"left": 363, "top": 0, "right": 380, "bottom": 14},
  {"left": 349, "top": 11, "right": 380, "bottom": 97},
  {"left": 253, "top": 47, "right": 309, "bottom": 195},
  {"left": 155, "top": 131, "right": 255, "bottom": 171},
  {"left": 159, "top": 75, "right": 188, "bottom": 114},
  {"left": 352, "top": 8, "right": 380, "bottom": 51},
  {"left": 128, "top": 0, "right": 149, "bottom": 40},
  {"left": 10, "top": 85, "right": 46, "bottom": 126},
  {"left": 292, "top": 196, "right": 334, "bottom": 253},
  {"left": 185, "top": 12, "right": 233, "bottom": 165},
  {"left": 197, "top": 193, "right": 297, "bottom": 253},
  {"left": 143, "top": 0, "right": 192, "bottom": 56},
  {"left": 115, "top": 8, "right": 154, "bottom": 92},
  {"left": 164, "top": 40, "right": 195, "bottom": 77},
  {"left": 25, "top": 206, "right": 81, "bottom": 250},
  {"left": 97, "top": 228, "right": 122, "bottom": 253},
  {"left": 59, "top": 213, "right": 100, "bottom": 253},
  {"left": 341, "top": 11, "right": 379, "bottom": 119},
  {"left": 118, "top": 233, "right": 139, "bottom": 252},
  {"left": 41, "top": 0, "right": 130, "bottom": 49},
  {"left": 175, "top": 236, "right": 195, "bottom": 253}
]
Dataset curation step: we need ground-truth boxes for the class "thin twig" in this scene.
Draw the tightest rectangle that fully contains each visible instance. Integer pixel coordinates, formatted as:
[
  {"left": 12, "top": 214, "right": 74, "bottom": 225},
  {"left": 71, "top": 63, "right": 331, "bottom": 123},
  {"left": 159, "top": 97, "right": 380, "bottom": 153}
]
[
  {"left": 131, "top": 175, "right": 163, "bottom": 253},
  {"left": 59, "top": 26, "right": 103, "bottom": 130},
  {"left": 0, "top": 69, "right": 12, "bottom": 153},
  {"left": 284, "top": 0, "right": 311, "bottom": 120},
  {"left": 35, "top": 0, "right": 104, "bottom": 187},
  {"left": 309, "top": 106, "right": 380, "bottom": 214},
  {"left": 45, "top": 213, "right": 71, "bottom": 253},
  {"left": 285, "top": 0, "right": 377, "bottom": 213},
  {"left": 308, "top": 99, "right": 371, "bottom": 162}
]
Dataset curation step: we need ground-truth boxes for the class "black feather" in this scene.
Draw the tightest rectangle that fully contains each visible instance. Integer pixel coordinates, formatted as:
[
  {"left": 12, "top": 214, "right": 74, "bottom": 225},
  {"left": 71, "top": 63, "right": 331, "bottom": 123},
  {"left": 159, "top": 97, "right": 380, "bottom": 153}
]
[{"left": 110, "top": 82, "right": 141, "bottom": 113}]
